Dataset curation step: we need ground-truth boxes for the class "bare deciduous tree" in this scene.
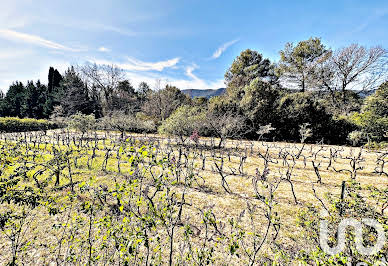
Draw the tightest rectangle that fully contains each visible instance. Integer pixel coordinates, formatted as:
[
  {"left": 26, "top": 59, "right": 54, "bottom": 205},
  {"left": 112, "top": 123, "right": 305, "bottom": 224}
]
[
  {"left": 206, "top": 112, "right": 246, "bottom": 148},
  {"left": 80, "top": 63, "right": 125, "bottom": 115},
  {"left": 142, "top": 85, "right": 189, "bottom": 121},
  {"left": 316, "top": 44, "right": 388, "bottom": 101}
]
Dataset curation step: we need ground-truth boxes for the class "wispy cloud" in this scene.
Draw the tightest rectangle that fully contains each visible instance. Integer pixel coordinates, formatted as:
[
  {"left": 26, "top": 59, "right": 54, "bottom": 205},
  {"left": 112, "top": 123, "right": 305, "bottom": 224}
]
[
  {"left": 89, "top": 58, "right": 222, "bottom": 90},
  {"left": 0, "top": 29, "right": 82, "bottom": 52},
  {"left": 98, "top": 46, "right": 111, "bottom": 52},
  {"left": 211, "top": 39, "right": 239, "bottom": 59},
  {"left": 352, "top": 9, "right": 388, "bottom": 33},
  {"left": 100, "top": 25, "right": 137, "bottom": 37},
  {"left": 170, "top": 76, "right": 224, "bottom": 91},
  {"left": 180, "top": 64, "right": 224, "bottom": 90},
  {"left": 124, "top": 71, "right": 225, "bottom": 91},
  {"left": 185, "top": 64, "right": 200, "bottom": 80},
  {"left": 94, "top": 57, "right": 180, "bottom": 72}
]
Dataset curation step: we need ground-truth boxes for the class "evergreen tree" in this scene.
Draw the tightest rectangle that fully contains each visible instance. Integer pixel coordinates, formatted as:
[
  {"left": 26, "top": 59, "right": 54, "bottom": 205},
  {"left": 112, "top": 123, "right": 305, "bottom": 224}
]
[
  {"left": 0, "top": 91, "right": 4, "bottom": 116},
  {"left": 111, "top": 80, "right": 139, "bottom": 114},
  {"left": 45, "top": 67, "right": 64, "bottom": 117},
  {"left": 277, "top": 37, "right": 329, "bottom": 92},
  {"left": 225, "top": 49, "right": 278, "bottom": 93},
  {"left": 351, "top": 81, "right": 388, "bottom": 142},
  {"left": 137, "top": 82, "right": 151, "bottom": 103},
  {"left": 48, "top": 67, "right": 63, "bottom": 93},
  {"left": 22, "top": 80, "right": 48, "bottom": 119},
  {"left": 89, "top": 85, "right": 103, "bottom": 118},
  {"left": 2, "top": 82, "right": 26, "bottom": 117},
  {"left": 60, "top": 67, "right": 94, "bottom": 116}
]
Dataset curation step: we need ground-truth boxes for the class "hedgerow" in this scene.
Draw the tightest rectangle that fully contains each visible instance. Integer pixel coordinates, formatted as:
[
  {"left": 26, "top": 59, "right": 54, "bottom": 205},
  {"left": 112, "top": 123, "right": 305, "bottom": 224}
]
[{"left": 0, "top": 117, "right": 59, "bottom": 133}]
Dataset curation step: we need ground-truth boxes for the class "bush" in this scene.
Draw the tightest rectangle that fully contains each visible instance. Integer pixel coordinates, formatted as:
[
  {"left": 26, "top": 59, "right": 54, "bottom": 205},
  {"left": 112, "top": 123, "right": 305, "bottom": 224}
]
[
  {"left": 327, "top": 116, "right": 358, "bottom": 145},
  {"left": 350, "top": 82, "right": 388, "bottom": 142},
  {"left": 347, "top": 130, "right": 365, "bottom": 146},
  {"left": 351, "top": 111, "right": 388, "bottom": 142},
  {"left": 98, "top": 111, "right": 156, "bottom": 136},
  {"left": 0, "top": 117, "right": 59, "bottom": 133},
  {"left": 158, "top": 105, "right": 206, "bottom": 143},
  {"left": 276, "top": 93, "right": 357, "bottom": 144},
  {"left": 68, "top": 113, "right": 96, "bottom": 136}
]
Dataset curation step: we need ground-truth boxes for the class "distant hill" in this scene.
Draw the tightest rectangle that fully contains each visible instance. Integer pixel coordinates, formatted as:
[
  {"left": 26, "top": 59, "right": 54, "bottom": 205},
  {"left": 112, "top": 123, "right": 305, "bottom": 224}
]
[
  {"left": 181, "top": 88, "right": 226, "bottom": 99},
  {"left": 286, "top": 88, "right": 377, "bottom": 99},
  {"left": 357, "top": 89, "right": 376, "bottom": 98},
  {"left": 181, "top": 87, "right": 376, "bottom": 99}
]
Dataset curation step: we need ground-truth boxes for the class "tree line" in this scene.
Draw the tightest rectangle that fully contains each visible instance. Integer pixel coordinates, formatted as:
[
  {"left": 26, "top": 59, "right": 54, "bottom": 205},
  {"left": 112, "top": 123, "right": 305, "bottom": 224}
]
[{"left": 0, "top": 37, "right": 387, "bottom": 145}]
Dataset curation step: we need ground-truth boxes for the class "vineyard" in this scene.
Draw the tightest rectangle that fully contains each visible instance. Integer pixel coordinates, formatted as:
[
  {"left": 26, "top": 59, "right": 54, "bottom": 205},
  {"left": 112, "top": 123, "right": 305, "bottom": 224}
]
[{"left": 0, "top": 129, "right": 387, "bottom": 265}]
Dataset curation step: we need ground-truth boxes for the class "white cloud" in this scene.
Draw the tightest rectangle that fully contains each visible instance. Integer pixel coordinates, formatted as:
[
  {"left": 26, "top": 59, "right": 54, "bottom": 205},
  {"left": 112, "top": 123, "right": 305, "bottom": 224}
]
[
  {"left": 94, "top": 57, "right": 181, "bottom": 72},
  {"left": 98, "top": 46, "right": 111, "bottom": 52},
  {"left": 125, "top": 71, "right": 224, "bottom": 91},
  {"left": 121, "top": 63, "right": 225, "bottom": 91},
  {"left": 211, "top": 39, "right": 239, "bottom": 59},
  {"left": 120, "top": 62, "right": 225, "bottom": 91},
  {"left": 55, "top": 21, "right": 138, "bottom": 36},
  {"left": 171, "top": 77, "right": 225, "bottom": 91},
  {"left": 185, "top": 64, "right": 200, "bottom": 80},
  {"left": 86, "top": 61, "right": 224, "bottom": 91},
  {"left": 0, "top": 29, "right": 82, "bottom": 52},
  {"left": 180, "top": 64, "right": 225, "bottom": 90}
]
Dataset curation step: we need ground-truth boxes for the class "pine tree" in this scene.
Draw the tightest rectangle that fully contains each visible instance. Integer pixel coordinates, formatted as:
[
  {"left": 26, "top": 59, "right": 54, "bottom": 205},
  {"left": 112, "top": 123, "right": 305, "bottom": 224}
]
[
  {"left": 0, "top": 91, "right": 5, "bottom": 116},
  {"left": 3, "top": 82, "right": 26, "bottom": 117},
  {"left": 45, "top": 67, "right": 64, "bottom": 117},
  {"left": 111, "top": 80, "right": 139, "bottom": 114},
  {"left": 22, "top": 80, "right": 48, "bottom": 118},
  {"left": 60, "top": 67, "right": 94, "bottom": 116},
  {"left": 48, "top": 67, "right": 63, "bottom": 93}
]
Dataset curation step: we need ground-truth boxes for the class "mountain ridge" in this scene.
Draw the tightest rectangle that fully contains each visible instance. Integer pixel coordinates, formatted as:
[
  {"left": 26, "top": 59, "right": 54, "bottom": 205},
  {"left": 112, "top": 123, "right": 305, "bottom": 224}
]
[{"left": 181, "top": 88, "right": 226, "bottom": 98}]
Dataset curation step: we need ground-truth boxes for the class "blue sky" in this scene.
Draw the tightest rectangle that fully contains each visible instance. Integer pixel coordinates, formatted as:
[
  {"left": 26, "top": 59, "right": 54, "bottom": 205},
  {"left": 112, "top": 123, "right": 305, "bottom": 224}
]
[{"left": 1, "top": 0, "right": 387, "bottom": 92}]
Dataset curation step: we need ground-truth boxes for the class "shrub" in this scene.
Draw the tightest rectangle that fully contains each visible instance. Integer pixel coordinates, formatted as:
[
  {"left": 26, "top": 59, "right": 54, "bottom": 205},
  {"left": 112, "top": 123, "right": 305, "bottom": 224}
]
[
  {"left": 299, "top": 123, "right": 312, "bottom": 143},
  {"left": 0, "top": 117, "right": 59, "bottom": 132},
  {"left": 276, "top": 93, "right": 357, "bottom": 144},
  {"left": 68, "top": 112, "right": 96, "bottom": 136},
  {"left": 158, "top": 105, "right": 206, "bottom": 143},
  {"left": 98, "top": 111, "right": 156, "bottom": 137},
  {"left": 137, "top": 119, "right": 156, "bottom": 133},
  {"left": 49, "top": 106, "right": 69, "bottom": 128},
  {"left": 347, "top": 130, "right": 365, "bottom": 146},
  {"left": 350, "top": 82, "right": 388, "bottom": 142}
]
